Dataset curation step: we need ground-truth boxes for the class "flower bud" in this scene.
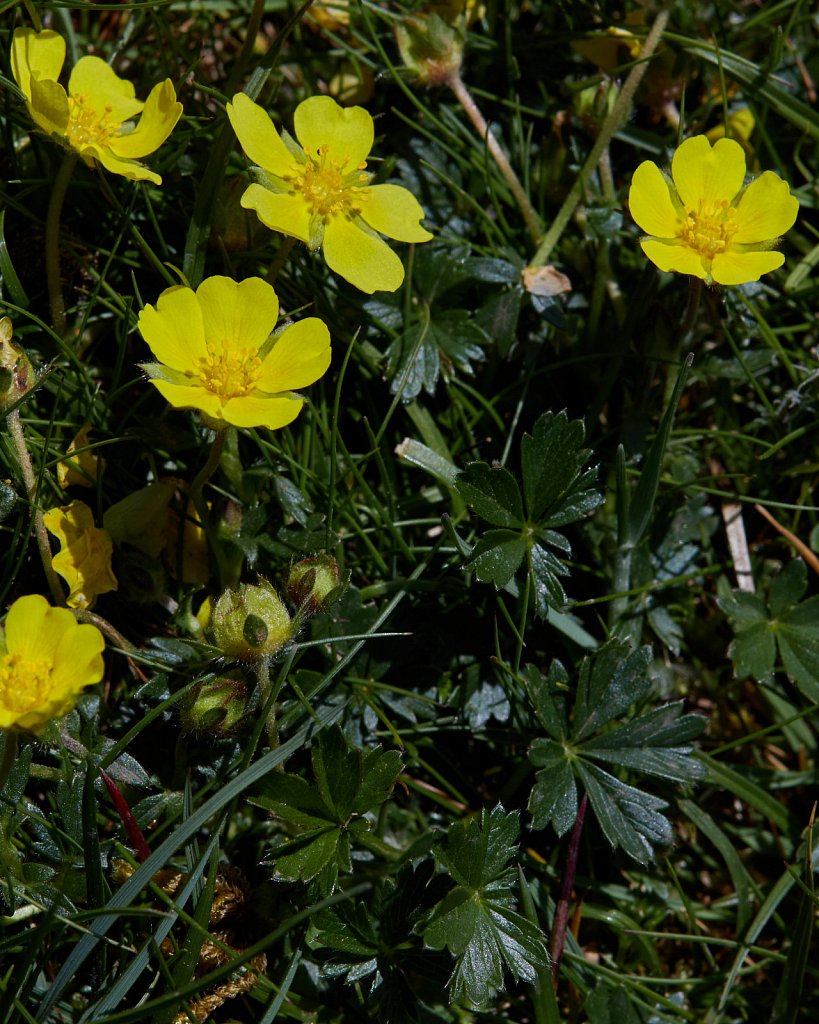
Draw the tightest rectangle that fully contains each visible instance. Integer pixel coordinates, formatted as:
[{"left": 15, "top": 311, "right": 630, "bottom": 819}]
[
  {"left": 209, "top": 580, "right": 292, "bottom": 661},
  {"left": 181, "top": 677, "right": 249, "bottom": 736},
  {"left": 0, "top": 317, "right": 34, "bottom": 410},
  {"left": 395, "top": 13, "right": 464, "bottom": 87},
  {"left": 286, "top": 554, "right": 342, "bottom": 615}
]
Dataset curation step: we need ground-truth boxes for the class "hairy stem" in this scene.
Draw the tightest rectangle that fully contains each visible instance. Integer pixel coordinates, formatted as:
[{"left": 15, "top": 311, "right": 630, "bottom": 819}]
[
  {"left": 549, "top": 793, "right": 588, "bottom": 987},
  {"left": 447, "top": 73, "right": 542, "bottom": 246},
  {"left": 7, "top": 409, "right": 64, "bottom": 604}
]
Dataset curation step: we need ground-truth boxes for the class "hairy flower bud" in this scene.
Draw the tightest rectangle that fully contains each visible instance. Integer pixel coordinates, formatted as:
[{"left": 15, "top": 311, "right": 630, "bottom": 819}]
[
  {"left": 395, "top": 13, "right": 464, "bottom": 87},
  {"left": 209, "top": 580, "right": 292, "bottom": 661},
  {"left": 180, "top": 677, "right": 249, "bottom": 736},
  {"left": 286, "top": 554, "right": 343, "bottom": 615},
  {"left": 0, "top": 317, "right": 34, "bottom": 410}
]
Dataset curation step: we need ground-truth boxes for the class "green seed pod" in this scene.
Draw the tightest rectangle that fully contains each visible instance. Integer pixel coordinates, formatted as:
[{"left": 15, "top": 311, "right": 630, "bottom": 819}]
[
  {"left": 286, "top": 554, "right": 343, "bottom": 615},
  {"left": 181, "top": 676, "right": 249, "bottom": 736}
]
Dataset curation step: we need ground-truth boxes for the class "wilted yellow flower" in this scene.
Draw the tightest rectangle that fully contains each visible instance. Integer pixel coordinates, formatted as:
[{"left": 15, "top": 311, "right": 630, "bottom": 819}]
[
  {"left": 104, "top": 482, "right": 175, "bottom": 558},
  {"left": 44, "top": 500, "right": 117, "bottom": 609},
  {"left": 57, "top": 422, "right": 104, "bottom": 489},
  {"left": 226, "top": 93, "right": 432, "bottom": 293},
  {"left": 11, "top": 28, "right": 182, "bottom": 184},
  {"left": 138, "top": 275, "right": 331, "bottom": 431},
  {"left": 0, "top": 594, "right": 104, "bottom": 732},
  {"left": 629, "top": 135, "right": 799, "bottom": 285}
]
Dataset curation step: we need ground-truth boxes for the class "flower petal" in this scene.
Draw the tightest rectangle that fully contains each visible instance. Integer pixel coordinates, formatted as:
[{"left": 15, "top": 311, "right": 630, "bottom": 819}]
[
  {"left": 27, "top": 77, "right": 70, "bottom": 137},
  {"left": 640, "top": 239, "right": 709, "bottom": 280},
  {"left": 732, "top": 171, "right": 799, "bottom": 244},
  {"left": 196, "top": 276, "right": 280, "bottom": 353},
  {"left": 109, "top": 79, "right": 182, "bottom": 159},
  {"left": 150, "top": 380, "right": 224, "bottom": 419},
  {"left": 357, "top": 183, "right": 432, "bottom": 243},
  {"left": 628, "top": 160, "right": 681, "bottom": 237},
  {"left": 138, "top": 285, "right": 207, "bottom": 370},
  {"left": 711, "top": 249, "right": 784, "bottom": 285},
  {"left": 672, "top": 136, "right": 746, "bottom": 209},
  {"left": 11, "top": 28, "right": 65, "bottom": 99},
  {"left": 82, "top": 142, "right": 161, "bottom": 183},
  {"left": 68, "top": 56, "right": 143, "bottom": 122},
  {"left": 4, "top": 594, "right": 71, "bottom": 664},
  {"left": 221, "top": 394, "right": 305, "bottom": 430},
  {"left": 294, "top": 95, "right": 373, "bottom": 170},
  {"left": 240, "top": 183, "right": 311, "bottom": 243},
  {"left": 228, "top": 92, "right": 296, "bottom": 177},
  {"left": 323, "top": 217, "right": 405, "bottom": 293},
  {"left": 257, "top": 318, "right": 331, "bottom": 392},
  {"left": 50, "top": 622, "right": 105, "bottom": 695}
]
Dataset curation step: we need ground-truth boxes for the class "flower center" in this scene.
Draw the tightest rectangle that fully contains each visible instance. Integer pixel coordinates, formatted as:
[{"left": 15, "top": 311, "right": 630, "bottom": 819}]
[
  {"left": 291, "top": 147, "right": 369, "bottom": 219},
  {"left": 65, "top": 93, "right": 121, "bottom": 149},
  {"left": 0, "top": 653, "right": 52, "bottom": 714},
  {"left": 197, "top": 342, "right": 262, "bottom": 400},
  {"left": 679, "top": 199, "right": 738, "bottom": 258}
]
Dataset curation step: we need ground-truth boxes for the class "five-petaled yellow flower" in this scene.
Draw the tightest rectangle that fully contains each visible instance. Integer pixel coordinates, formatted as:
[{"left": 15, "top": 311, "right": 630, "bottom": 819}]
[
  {"left": 138, "top": 275, "right": 331, "bottom": 431},
  {"left": 11, "top": 28, "right": 182, "bottom": 184},
  {"left": 629, "top": 135, "right": 798, "bottom": 286},
  {"left": 0, "top": 594, "right": 105, "bottom": 732},
  {"left": 226, "top": 93, "right": 432, "bottom": 293}
]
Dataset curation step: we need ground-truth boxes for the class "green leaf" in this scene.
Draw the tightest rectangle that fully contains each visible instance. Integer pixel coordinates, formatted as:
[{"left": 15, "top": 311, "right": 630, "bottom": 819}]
[
  {"left": 354, "top": 748, "right": 404, "bottom": 814},
  {"left": 272, "top": 827, "right": 341, "bottom": 882},
  {"left": 574, "top": 644, "right": 653, "bottom": 742},
  {"left": 424, "top": 806, "right": 548, "bottom": 1006},
  {"left": 530, "top": 542, "right": 569, "bottom": 614},
  {"left": 521, "top": 412, "right": 592, "bottom": 523},
  {"left": 770, "top": 558, "right": 808, "bottom": 615},
  {"left": 457, "top": 463, "right": 524, "bottom": 527},
  {"left": 577, "top": 762, "right": 672, "bottom": 865},
  {"left": 470, "top": 530, "right": 528, "bottom": 587},
  {"left": 523, "top": 661, "right": 569, "bottom": 739},
  {"left": 527, "top": 756, "right": 578, "bottom": 837},
  {"left": 776, "top": 598, "right": 819, "bottom": 703},
  {"left": 312, "top": 727, "right": 362, "bottom": 821}
]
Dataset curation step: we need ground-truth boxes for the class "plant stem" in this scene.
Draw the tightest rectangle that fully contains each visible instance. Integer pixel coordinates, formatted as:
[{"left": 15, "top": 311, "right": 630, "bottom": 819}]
[
  {"left": 7, "top": 409, "right": 64, "bottom": 604},
  {"left": 266, "top": 236, "right": 296, "bottom": 285},
  {"left": 679, "top": 276, "right": 703, "bottom": 346},
  {"left": 530, "top": 6, "right": 671, "bottom": 268},
  {"left": 447, "top": 73, "right": 542, "bottom": 246},
  {"left": 549, "top": 793, "right": 588, "bottom": 988},
  {"left": 45, "top": 153, "right": 79, "bottom": 337},
  {"left": 255, "top": 656, "right": 280, "bottom": 753}
]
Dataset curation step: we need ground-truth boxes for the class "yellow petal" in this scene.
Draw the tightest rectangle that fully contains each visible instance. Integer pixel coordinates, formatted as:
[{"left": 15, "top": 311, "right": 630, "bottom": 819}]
[
  {"left": 104, "top": 482, "right": 174, "bottom": 557},
  {"left": 628, "top": 160, "right": 681, "bottom": 237},
  {"left": 257, "top": 318, "right": 331, "bottom": 392},
  {"left": 227, "top": 92, "right": 296, "bottom": 176},
  {"left": 151, "top": 380, "right": 225, "bottom": 420},
  {"left": 138, "top": 286, "right": 207, "bottom": 370},
  {"left": 50, "top": 622, "right": 106, "bottom": 695},
  {"left": 109, "top": 79, "right": 182, "bottom": 159},
  {"left": 640, "top": 239, "right": 709, "bottom": 280},
  {"left": 83, "top": 142, "right": 162, "bottom": 183},
  {"left": 240, "top": 183, "right": 311, "bottom": 243},
  {"left": 27, "top": 77, "right": 70, "bottom": 137},
  {"left": 672, "top": 135, "right": 746, "bottom": 209},
  {"left": 58, "top": 422, "right": 103, "bottom": 489},
  {"left": 196, "top": 276, "right": 279, "bottom": 354},
  {"left": 294, "top": 95, "right": 373, "bottom": 170},
  {"left": 323, "top": 216, "right": 405, "bottom": 293},
  {"left": 732, "top": 171, "right": 799, "bottom": 244},
  {"left": 357, "top": 184, "right": 433, "bottom": 243},
  {"left": 221, "top": 393, "right": 305, "bottom": 430},
  {"left": 711, "top": 249, "right": 784, "bottom": 285},
  {"left": 68, "top": 56, "right": 143, "bottom": 122},
  {"left": 4, "top": 593, "right": 70, "bottom": 664},
  {"left": 11, "top": 28, "right": 65, "bottom": 100}
]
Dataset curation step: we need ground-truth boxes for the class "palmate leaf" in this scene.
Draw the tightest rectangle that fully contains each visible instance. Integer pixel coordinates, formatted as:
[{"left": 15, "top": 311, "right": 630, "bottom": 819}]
[
  {"left": 424, "top": 806, "right": 548, "bottom": 1007},
  {"left": 251, "top": 726, "right": 403, "bottom": 882},
  {"left": 455, "top": 410, "right": 601, "bottom": 615},
  {"left": 526, "top": 643, "right": 706, "bottom": 862},
  {"left": 720, "top": 559, "right": 819, "bottom": 702}
]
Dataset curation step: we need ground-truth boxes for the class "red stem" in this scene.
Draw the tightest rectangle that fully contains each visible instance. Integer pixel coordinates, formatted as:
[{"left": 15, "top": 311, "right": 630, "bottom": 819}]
[
  {"left": 549, "top": 792, "right": 588, "bottom": 987},
  {"left": 99, "top": 767, "right": 151, "bottom": 863}
]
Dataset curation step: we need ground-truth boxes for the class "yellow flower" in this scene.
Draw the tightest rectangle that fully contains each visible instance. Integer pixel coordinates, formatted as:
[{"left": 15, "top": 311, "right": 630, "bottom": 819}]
[
  {"left": 138, "top": 275, "right": 331, "bottom": 430},
  {"left": 629, "top": 135, "right": 799, "bottom": 286},
  {"left": 226, "top": 93, "right": 432, "bottom": 293},
  {"left": 44, "top": 500, "right": 118, "bottom": 609},
  {"left": 0, "top": 594, "right": 104, "bottom": 732},
  {"left": 11, "top": 28, "right": 182, "bottom": 184}
]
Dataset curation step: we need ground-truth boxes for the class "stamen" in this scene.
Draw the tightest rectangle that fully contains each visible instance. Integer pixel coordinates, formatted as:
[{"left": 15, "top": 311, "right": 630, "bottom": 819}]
[
  {"left": 679, "top": 199, "right": 738, "bottom": 259},
  {"left": 0, "top": 653, "right": 53, "bottom": 713},
  {"left": 197, "top": 342, "right": 261, "bottom": 400}
]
